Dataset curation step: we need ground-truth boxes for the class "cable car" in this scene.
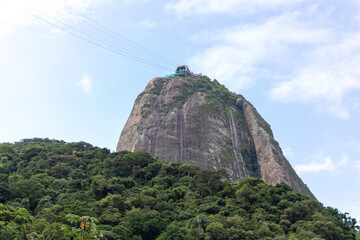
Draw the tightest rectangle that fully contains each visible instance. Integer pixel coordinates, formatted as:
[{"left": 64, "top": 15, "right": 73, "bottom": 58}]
[{"left": 165, "top": 65, "right": 192, "bottom": 77}]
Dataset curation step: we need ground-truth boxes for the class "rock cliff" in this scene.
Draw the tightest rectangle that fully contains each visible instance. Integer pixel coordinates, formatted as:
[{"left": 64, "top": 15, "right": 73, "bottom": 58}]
[{"left": 117, "top": 76, "right": 315, "bottom": 199}]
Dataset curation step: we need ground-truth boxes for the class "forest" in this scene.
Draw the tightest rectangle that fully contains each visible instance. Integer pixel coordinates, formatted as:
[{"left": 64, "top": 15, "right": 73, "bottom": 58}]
[{"left": 0, "top": 138, "right": 359, "bottom": 239}]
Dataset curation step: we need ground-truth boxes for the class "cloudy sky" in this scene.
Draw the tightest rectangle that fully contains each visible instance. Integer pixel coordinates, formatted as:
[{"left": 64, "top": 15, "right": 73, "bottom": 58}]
[{"left": 1, "top": 0, "right": 360, "bottom": 222}]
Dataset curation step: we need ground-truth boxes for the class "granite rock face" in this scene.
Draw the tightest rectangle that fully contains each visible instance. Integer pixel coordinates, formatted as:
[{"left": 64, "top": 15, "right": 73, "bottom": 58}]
[{"left": 117, "top": 76, "right": 315, "bottom": 199}]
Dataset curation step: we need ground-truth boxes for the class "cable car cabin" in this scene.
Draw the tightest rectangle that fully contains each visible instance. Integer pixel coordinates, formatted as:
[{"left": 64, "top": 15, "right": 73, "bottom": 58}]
[
  {"left": 165, "top": 65, "right": 192, "bottom": 77},
  {"left": 175, "top": 65, "right": 191, "bottom": 76}
]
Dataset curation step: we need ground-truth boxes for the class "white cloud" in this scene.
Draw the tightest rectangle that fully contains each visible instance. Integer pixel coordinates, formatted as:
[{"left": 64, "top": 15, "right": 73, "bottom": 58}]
[
  {"left": 138, "top": 19, "right": 156, "bottom": 28},
  {"left": 0, "top": 0, "right": 109, "bottom": 40},
  {"left": 189, "top": 13, "right": 331, "bottom": 91},
  {"left": 295, "top": 153, "right": 350, "bottom": 173},
  {"left": 295, "top": 157, "right": 336, "bottom": 173},
  {"left": 346, "top": 201, "right": 360, "bottom": 226},
  {"left": 78, "top": 76, "right": 91, "bottom": 94},
  {"left": 355, "top": 160, "right": 360, "bottom": 173},
  {"left": 283, "top": 147, "right": 294, "bottom": 158},
  {"left": 125, "top": 18, "right": 157, "bottom": 28},
  {"left": 270, "top": 33, "right": 360, "bottom": 118},
  {"left": 187, "top": 2, "right": 360, "bottom": 118},
  {"left": 342, "top": 141, "right": 360, "bottom": 153},
  {"left": 167, "top": 0, "right": 307, "bottom": 16},
  {"left": 339, "top": 154, "right": 349, "bottom": 166}
]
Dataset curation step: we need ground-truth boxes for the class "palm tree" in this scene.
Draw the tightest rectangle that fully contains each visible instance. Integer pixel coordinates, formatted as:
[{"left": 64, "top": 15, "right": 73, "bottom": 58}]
[{"left": 187, "top": 214, "right": 211, "bottom": 234}]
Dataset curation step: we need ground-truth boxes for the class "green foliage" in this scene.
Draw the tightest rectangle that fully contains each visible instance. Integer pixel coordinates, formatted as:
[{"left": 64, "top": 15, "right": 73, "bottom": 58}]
[
  {"left": 149, "top": 79, "right": 164, "bottom": 95},
  {"left": 0, "top": 203, "right": 64, "bottom": 239},
  {"left": 184, "top": 76, "right": 244, "bottom": 111},
  {"left": 156, "top": 223, "right": 183, "bottom": 240},
  {"left": 188, "top": 214, "right": 211, "bottom": 234},
  {"left": 62, "top": 213, "right": 103, "bottom": 239},
  {"left": 0, "top": 138, "right": 358, "bottom": 239}
]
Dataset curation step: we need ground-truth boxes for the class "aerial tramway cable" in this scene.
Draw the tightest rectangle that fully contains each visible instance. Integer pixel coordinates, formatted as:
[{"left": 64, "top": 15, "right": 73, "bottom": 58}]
[
  {"left": 33, "top": 11, "right": 171, "bottom": 69},
  {"left": 67, "top": 7, "right": 177, "bottom": 67},
  {"left": 28, "top": 11, "right": 175, "bottom": 71}
]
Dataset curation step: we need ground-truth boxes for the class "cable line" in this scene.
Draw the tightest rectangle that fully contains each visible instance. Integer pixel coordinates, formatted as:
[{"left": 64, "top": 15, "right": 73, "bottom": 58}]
[
  {"left": 68, "top": 7, "right": 177, "bottom": 66},
  {"left": 28, "top": 12, "right": 174, "bottom": 71},
  {"left": 36, "top": 11, "right": 166, "bottom": 68},
  {"left": 32, "top": 11, "right": 173, "bottom": 70}
]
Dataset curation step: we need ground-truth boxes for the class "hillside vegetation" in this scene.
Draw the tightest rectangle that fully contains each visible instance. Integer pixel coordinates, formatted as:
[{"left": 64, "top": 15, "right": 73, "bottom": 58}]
[{"left": 0, "top": 138, "right": 358, "bottom": 239}]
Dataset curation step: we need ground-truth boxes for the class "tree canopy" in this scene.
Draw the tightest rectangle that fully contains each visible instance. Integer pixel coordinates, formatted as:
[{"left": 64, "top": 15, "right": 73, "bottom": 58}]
[{"left": 0, "top": 138, "right": 358, "bottom": 239}]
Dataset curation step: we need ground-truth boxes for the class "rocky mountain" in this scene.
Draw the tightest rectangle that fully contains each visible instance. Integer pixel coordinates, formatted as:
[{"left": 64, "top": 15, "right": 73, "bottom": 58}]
[{"left": 117, "top": 75, "right": 315, "bottom": 199}]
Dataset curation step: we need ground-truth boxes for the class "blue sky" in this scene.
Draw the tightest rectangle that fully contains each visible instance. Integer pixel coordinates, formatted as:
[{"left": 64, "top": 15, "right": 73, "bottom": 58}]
[{"left": 1, "top": 0, "right": 360, "bottom": 222}]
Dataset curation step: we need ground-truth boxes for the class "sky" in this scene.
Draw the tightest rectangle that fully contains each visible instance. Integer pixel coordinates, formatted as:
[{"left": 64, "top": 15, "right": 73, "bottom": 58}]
[{"left": 1, "top": 0, "right": 360, "bottom": 222}]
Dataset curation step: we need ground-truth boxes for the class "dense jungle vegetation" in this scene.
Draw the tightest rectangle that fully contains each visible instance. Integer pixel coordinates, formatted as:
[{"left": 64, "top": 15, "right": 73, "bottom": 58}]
[{"left": 0, "top": 138, "right": 358, "bottom": 239}]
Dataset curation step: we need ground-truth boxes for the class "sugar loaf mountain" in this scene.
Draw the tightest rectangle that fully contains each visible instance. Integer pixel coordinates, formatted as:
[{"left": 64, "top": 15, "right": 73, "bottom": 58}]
[
  {"left": 117, "top": 65, "right": 315, "bottom": 199},
  {"left": 2, "top": 65, "right": 360, "bottom": 239}
]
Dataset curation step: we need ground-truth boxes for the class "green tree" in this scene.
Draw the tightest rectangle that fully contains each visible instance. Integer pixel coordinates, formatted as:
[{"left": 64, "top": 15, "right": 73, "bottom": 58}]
[
  {"left": 62, "top": 214, "right": 103, "bottom": 240},
  {"left": 124, "top": 209, "right": 166, "bottom": 240},
  {"left": 156, "top": 223, "right": 183, "bottom": 240},
  {"left": 187, "top": 214, "right": 211, "bottom": 234},
  {"left": 0, "top": 138, "right": 359, "bottom": 240},
  {"left": 179, "top": 162, "right": 199, "bottom": 176},
  {"left": 206, "top": 222, "right": 228, "bottom": 240}
]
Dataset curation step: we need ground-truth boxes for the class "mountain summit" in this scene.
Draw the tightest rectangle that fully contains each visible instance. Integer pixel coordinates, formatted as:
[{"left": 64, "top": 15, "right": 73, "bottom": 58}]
[{"left": 117, "top": 74, "right": 315, "bottom": 199}]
